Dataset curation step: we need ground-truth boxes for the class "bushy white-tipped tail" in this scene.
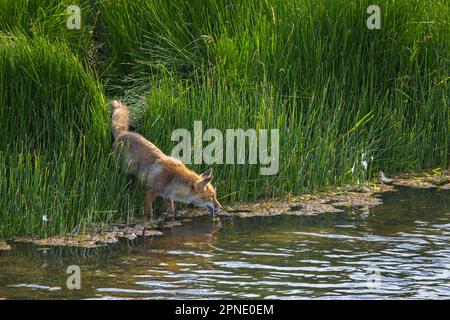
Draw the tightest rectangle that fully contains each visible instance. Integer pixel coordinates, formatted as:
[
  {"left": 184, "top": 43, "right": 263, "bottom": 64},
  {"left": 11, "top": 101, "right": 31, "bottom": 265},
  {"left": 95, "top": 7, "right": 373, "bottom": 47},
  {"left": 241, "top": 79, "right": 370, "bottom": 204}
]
[{"left": 110, "top": 100, "right": 129, "bottom": 139}]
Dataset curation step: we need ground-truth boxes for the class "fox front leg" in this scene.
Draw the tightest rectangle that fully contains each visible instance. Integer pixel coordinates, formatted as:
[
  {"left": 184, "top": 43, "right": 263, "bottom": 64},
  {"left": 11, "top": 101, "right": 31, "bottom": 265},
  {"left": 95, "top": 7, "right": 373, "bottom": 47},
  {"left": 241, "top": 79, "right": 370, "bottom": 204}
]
[
  {"left": 163, "top": 199, "right": 176, "bottom": 222},
  {"left": 144, "top": 189, "right": 154, "bottom": 220}
]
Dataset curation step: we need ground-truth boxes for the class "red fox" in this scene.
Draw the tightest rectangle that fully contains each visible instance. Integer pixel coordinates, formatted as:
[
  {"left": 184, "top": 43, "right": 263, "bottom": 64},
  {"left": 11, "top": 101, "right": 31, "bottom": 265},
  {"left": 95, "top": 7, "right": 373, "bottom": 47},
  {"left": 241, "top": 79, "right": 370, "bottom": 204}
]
[{"left": 110, "top": 100, "right": 222, "bottom": 219}]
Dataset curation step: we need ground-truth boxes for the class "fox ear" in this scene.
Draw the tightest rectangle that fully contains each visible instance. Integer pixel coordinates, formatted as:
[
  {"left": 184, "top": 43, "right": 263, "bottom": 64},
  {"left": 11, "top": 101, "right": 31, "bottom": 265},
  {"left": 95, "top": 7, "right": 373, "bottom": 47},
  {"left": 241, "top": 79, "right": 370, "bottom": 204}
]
[
  {"left": 200, "top": 168, "right": 213, "bottom": 178},
  {"left": 196, "top": 176, "right": 214, "bottom": 191}
]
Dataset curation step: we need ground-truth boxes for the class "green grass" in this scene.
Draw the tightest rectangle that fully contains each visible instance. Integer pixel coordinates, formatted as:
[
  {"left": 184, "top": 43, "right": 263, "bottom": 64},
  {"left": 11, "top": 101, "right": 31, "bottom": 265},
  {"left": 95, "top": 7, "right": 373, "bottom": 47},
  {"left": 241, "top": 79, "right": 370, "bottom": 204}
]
[
  {"left": 0, "top": 0, "right": 96, "bottom": 61},
  {"left": 0, "top": 35, "right": 142, "bottom": 237},
  {"left": 0, "top": 0, "right": 448, "bottom": 237}
]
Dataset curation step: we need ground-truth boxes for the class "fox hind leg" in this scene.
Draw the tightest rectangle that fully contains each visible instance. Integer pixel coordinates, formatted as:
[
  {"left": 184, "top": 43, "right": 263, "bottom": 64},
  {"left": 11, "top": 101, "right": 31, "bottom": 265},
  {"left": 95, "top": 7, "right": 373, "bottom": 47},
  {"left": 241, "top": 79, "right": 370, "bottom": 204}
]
[
  {"left": 144, "top": 189, "right": 154, "bottom": 221},
  {"left": 163, "top": 199, "right": 176, "bottom": 223}
]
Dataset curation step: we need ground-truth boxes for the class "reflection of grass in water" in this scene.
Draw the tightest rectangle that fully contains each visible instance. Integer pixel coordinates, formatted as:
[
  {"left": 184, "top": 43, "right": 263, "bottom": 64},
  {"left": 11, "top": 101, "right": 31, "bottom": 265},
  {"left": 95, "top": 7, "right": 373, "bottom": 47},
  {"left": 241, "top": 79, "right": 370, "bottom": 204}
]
[
  {"left": 367, "top": 186, "right": 450, "bottom": 234},
  {"left": 216, "top": 213, "right": 361, "bottom": 246},
  {"left": 0, "top": 0, "right": 449, "bottom": 237}
]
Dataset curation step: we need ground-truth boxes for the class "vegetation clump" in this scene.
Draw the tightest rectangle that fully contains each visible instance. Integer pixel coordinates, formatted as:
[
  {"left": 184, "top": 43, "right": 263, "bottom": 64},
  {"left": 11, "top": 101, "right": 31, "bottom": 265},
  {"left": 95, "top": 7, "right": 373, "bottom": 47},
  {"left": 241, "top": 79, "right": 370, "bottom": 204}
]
[{"left": 0, "top": 0, "right": 448, "bottom": 238}]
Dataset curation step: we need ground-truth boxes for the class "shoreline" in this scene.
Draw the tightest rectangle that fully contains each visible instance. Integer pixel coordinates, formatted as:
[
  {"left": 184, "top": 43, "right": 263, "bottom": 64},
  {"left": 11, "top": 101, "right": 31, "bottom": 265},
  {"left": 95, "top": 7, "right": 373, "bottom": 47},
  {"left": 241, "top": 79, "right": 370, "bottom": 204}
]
[{"left": 1, "top": 169, "right": 449, "bottom": 250}]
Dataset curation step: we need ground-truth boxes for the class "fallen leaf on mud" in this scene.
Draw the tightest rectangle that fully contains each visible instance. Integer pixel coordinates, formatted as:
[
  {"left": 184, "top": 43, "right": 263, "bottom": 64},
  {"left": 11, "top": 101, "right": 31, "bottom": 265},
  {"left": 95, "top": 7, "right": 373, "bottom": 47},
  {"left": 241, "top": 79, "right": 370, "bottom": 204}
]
[{"left": 143, "top": 229, "right": 163, "bottom": 236}]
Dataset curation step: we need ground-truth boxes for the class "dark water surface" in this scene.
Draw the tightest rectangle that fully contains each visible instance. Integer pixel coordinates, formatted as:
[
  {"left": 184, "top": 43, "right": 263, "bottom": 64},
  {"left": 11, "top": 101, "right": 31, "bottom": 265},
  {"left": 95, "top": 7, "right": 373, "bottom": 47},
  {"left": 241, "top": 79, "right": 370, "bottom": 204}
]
[{"left": 1, "top": 186, "right": 449, "bottom": 299}]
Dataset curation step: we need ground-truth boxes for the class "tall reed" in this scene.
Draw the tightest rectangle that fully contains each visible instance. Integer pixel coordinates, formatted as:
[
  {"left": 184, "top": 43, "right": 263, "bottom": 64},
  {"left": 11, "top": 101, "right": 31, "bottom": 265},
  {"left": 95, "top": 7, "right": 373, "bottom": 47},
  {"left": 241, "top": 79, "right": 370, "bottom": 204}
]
[{"left": 0, "top": 35, "right": 141, "bottom": 238}]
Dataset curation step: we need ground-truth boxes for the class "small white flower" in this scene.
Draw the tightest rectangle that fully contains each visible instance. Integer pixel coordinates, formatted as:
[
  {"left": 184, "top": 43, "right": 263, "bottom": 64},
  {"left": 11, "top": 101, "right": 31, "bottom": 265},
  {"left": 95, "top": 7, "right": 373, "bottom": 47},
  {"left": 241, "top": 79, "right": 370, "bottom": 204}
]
[
  {"left": 42, "top": 215, "right": 48, "bottom": 222},
  {"left": 361, "top": 160, "right": 368, "bottom": 171}
]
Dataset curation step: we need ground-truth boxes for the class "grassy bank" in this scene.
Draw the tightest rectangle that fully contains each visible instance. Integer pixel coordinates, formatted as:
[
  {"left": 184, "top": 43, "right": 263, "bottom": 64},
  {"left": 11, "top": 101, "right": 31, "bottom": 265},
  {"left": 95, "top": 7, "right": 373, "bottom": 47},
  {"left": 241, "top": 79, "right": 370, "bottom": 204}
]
[
  {"left": 0, "top": 0, "right": 448, "bottom": 237},
  {"left": 0, "top": 35, "right": 141, "bottom": 237}
]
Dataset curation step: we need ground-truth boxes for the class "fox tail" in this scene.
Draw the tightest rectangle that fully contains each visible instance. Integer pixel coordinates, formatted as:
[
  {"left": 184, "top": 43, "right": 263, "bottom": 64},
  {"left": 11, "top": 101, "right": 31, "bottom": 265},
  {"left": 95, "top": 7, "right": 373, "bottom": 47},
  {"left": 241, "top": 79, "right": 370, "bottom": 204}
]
[{"left": 110, "top": 100, "right": 129, "bottom": 140}]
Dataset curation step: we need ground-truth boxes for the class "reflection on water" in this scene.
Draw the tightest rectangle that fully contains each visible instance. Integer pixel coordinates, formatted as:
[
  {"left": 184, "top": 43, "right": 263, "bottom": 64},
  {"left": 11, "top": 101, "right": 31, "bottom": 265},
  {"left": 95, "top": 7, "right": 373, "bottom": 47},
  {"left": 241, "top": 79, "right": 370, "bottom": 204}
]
[{"left": 0, "top": 186, "right": 449, "bottom": 299}]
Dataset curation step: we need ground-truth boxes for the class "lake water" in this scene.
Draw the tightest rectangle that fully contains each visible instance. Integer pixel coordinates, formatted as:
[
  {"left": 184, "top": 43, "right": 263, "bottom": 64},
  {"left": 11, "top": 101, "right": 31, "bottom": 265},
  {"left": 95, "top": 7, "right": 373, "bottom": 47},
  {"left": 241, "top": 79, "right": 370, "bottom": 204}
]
[{"left": 0, "top": 186, "right": 449, "bottom": 299}]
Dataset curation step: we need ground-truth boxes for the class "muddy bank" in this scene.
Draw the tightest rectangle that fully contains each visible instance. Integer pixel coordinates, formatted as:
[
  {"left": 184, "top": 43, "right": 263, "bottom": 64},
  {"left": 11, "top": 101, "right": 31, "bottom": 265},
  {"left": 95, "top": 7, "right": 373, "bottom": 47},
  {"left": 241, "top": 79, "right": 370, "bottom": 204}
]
[
  {"left": 390, "top": 171, "right": 450, "bottom": 189},
  {"left": 221, "top": 185, "right": 386, "bottom": 218},
  {"left": 0, "top": 241, "right": 11, "bottom": 251},
  {"left": 6, "top": 169, "right": 449, "bottom": 248},
  {"left": 222, "top": 169, "right": 449, "bottom": 217}
]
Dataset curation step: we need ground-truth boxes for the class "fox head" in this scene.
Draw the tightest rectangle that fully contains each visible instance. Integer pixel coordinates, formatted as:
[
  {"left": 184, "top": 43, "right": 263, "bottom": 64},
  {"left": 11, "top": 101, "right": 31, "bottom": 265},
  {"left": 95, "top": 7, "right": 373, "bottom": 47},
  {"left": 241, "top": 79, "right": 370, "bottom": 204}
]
[{"left": 189, "top": 168, "right": 222, "bottom": 214}]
